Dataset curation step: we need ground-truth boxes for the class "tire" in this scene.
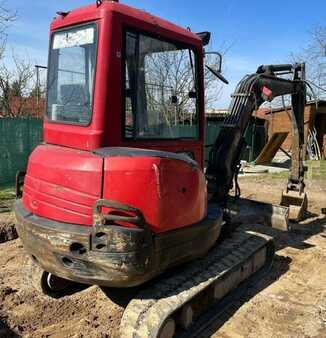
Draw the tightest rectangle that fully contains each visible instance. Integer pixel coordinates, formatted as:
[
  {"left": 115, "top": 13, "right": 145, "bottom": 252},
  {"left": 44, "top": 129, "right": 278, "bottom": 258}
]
[{"left": 27, "top": 258, "right": 74, "bottom": 298}]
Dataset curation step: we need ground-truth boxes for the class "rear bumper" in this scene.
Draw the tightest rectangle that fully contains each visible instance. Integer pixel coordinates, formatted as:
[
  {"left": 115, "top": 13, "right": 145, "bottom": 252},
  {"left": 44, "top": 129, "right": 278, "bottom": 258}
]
[
  {"left": 14, "top": 200, "right": 222, "bottom": 288},
  {"left": 15, "top": 200, "right": 154, "bottom": 287}
]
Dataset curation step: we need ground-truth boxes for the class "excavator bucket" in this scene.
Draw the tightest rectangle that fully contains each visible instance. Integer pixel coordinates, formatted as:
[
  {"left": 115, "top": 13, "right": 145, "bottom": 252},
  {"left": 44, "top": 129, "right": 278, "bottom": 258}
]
[
  {"left": 225, "top": 197, "right": 289, "bottom": 231},
  {"left": 280, "top": 190, "right": 308, "bottom": 222}
]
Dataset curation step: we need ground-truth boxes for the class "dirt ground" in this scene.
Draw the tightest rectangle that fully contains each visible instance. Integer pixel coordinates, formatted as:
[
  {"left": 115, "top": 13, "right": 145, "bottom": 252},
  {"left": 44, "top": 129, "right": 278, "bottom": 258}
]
[
  {"left": 211, "top": 176, "right": 326, "bottom": 338},
  {"left": 0, "top": 176, "right": 325, "bottom": 338},
  {"left": 0, "top": 213, "right": 17, "bottom": 244}
]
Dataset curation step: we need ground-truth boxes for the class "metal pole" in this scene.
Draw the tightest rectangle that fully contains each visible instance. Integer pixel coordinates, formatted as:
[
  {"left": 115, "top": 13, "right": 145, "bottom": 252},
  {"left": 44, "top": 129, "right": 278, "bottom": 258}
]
[
  {"left": 35, "top": 66, "right": 40, "bottom": 110},
  {"left": 35, "top": 65, "right": 47, "bottom": 117}
]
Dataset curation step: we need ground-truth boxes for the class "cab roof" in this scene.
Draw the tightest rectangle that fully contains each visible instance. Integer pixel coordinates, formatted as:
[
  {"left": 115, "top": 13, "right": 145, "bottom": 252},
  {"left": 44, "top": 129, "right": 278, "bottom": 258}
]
[{"left": 51, "top": 1, "right": 202, "bottom": 47}]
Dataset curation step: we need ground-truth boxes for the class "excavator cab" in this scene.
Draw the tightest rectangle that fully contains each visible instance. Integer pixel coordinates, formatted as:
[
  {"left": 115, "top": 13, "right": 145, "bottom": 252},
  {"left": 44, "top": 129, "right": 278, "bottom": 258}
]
[{"left": 44, "top": 5, "right": 208, "bottom": 163}]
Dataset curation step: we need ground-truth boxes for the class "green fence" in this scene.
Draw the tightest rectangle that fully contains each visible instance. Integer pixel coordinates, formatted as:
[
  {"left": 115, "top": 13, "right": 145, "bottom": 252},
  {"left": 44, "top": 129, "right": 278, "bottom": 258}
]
[
  {"left": 0, "top": 118, "right": 267, "bottom": 187},
  {"left": 0, "top": 118, "right": 43, "bottom": 187},
  {"left": 0, "top": 120, "right": 220, "bottom": 187},
  {"left": 205, "top": 121, "right": 267, "bottom": 164},
  {"left": 205, "top": 122, "right": 222, "bottom": 164}
]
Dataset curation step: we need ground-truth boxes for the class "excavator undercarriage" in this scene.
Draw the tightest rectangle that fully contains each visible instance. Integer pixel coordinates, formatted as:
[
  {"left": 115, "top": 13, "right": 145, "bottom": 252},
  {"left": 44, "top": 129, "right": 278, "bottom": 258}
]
[{"left": 120, "top": 224, "right": 275, "bottom": 338}]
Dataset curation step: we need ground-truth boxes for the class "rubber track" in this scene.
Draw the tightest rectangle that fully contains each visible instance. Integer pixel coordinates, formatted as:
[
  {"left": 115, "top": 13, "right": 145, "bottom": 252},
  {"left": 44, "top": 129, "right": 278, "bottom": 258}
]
[{"left": 120, "top": 224, "right": 275, "bottom": 338}]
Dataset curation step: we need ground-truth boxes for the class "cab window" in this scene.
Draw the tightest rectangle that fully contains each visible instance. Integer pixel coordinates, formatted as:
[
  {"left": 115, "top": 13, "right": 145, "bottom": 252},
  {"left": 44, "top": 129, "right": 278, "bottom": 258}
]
[{"left": 124, "top": 30, "right": 199, "bottom": 140}]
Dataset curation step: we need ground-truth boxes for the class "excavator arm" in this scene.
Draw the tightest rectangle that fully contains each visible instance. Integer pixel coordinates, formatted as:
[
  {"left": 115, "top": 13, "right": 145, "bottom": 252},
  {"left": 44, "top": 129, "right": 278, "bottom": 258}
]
[{"left": 206, "top": 63, "right": 307, "bottom": 221}]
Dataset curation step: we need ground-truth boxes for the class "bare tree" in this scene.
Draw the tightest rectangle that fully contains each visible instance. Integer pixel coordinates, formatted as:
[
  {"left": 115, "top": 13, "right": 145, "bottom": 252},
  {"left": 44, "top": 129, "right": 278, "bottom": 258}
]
[
  {"left": 144, "top": 49, "right": 196, "bottom": 126},
  {"left": 0, "top": 3, "right": 43, "bottom": 118},
  {"left": 292, "top": 25, "right": 326, "bottom": 99},
  {"left": 304, "top": 26, "right": 326, "bottom": 84},
  {"left": 0, "top": 56, "right": 35, "bottom": 117},
  {"left": 0, "top": 2, "right": 36, "bottom": 118},
  {"left": 139, "top": 48, "right": 224, "bottom": 129},
  {"left": 0, "top": 1, "right": 16, "bottom": 60}
]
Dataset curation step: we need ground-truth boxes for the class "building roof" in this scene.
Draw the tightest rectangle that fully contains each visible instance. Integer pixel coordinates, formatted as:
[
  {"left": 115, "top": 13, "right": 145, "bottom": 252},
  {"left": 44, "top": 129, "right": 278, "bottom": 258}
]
[
  {"left": 255, "top": 99, "right": 326, "bottom": 119},
  {"left": 205, "top": 109, "right": 229, "bottom": 119}
]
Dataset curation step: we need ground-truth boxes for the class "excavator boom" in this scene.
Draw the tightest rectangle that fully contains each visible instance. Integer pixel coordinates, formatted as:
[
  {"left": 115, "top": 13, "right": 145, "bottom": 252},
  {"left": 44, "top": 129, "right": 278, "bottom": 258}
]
[{"left": 206, "top": 63, "right": 307, "bottom": 221}]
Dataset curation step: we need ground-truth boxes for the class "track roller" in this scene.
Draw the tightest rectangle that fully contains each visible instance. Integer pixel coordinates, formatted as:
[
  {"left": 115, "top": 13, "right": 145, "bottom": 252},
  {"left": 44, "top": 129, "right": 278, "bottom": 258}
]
[
  {"left": 177, "top": 305, "right": 194, "bottom": 329},
  {"left": 158, "top": 318, "right": 176, "bottom": 338}
]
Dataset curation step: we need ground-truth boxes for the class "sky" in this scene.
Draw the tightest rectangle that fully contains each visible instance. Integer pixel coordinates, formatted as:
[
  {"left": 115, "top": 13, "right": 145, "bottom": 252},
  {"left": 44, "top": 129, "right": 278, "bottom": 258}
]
[{"left": 4, "top": 0, "right": 326, "bottom": 107}]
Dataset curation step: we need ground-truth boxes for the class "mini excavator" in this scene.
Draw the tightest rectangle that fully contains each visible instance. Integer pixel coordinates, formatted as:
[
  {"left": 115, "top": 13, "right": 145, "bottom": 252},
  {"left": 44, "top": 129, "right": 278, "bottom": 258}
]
[{"left": 14, "top": 1, "right": 308, "bottom": 337}]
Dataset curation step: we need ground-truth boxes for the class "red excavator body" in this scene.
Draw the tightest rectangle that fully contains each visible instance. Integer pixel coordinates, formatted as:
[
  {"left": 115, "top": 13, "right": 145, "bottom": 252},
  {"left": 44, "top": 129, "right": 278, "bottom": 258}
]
[
  {"left": 15, "top": 1, "right": 222, "bottom": 288},
  {"left": 23, "top": 145, "right": 207, "bottom": 232}
]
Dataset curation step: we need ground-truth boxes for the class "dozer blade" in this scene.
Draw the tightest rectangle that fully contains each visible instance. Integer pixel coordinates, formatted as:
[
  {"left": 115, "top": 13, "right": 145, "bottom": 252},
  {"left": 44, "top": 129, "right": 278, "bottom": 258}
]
[
  {"left": 225, "top": 197, "right": 289, "bottom": 231},
  {"left": 120, "top": 224, "right": 275, "bottom": 338},
  {"left": 281, "top": 190, "right": 308, "bottom": 222}
]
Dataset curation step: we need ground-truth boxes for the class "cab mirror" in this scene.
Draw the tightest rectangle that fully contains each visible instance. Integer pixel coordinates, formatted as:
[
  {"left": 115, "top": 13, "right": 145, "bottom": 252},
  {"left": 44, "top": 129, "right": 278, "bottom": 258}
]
[
  {"left": 205, "top": 52, "right": 223, "bottom": 73},
  {"left": 205, "top": 51, "right": 229, "bottom": 84}
]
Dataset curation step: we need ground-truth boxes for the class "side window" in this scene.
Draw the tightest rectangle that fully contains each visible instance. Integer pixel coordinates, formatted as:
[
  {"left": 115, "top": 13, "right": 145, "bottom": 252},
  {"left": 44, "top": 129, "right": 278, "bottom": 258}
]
[
  {"left": 124, "top": 31, "right": 199, "bottom": 140},
  {"left": 125, "top": 32, "right": 137, "bottom": 138}
]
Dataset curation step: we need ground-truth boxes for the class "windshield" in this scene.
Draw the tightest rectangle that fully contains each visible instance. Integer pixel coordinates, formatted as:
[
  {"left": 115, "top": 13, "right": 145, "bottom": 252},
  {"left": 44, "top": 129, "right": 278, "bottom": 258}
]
[
  {"left": 124, "top": 30, "right": 199, "bottom": 140},
  {"left": 46, "top": 24, "right": 97, "bottom": 125}
]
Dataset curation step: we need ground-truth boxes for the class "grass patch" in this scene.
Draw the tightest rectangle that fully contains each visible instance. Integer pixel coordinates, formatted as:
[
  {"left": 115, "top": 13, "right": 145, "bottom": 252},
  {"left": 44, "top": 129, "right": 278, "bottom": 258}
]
[
  {"left": 266, "top": 171, "right": 289, "bottom": 180},
  {"left": 0, "top": 188, "right": 15, "bottom": 201},
  {"left": 240, "top": 171, "right": 289, "bottom": 181},
  {"left": 306, "top": 160, "right": 326, "bottom": 179},
  {"left": 0, "top": 188, "right": 15, "bottom": 213}
]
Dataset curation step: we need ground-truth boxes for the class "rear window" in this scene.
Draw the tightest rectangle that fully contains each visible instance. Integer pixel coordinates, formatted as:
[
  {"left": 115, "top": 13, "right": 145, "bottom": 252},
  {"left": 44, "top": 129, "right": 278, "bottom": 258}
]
[{"left": 46, "top": 24, "right": 97, "bottom": 125}]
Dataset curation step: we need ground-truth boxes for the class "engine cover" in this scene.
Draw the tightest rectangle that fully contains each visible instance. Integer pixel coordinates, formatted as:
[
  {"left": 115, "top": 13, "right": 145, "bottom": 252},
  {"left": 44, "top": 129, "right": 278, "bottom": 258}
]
[{"left": 99, "top": 148, "right": 207, "bottom": 234}]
